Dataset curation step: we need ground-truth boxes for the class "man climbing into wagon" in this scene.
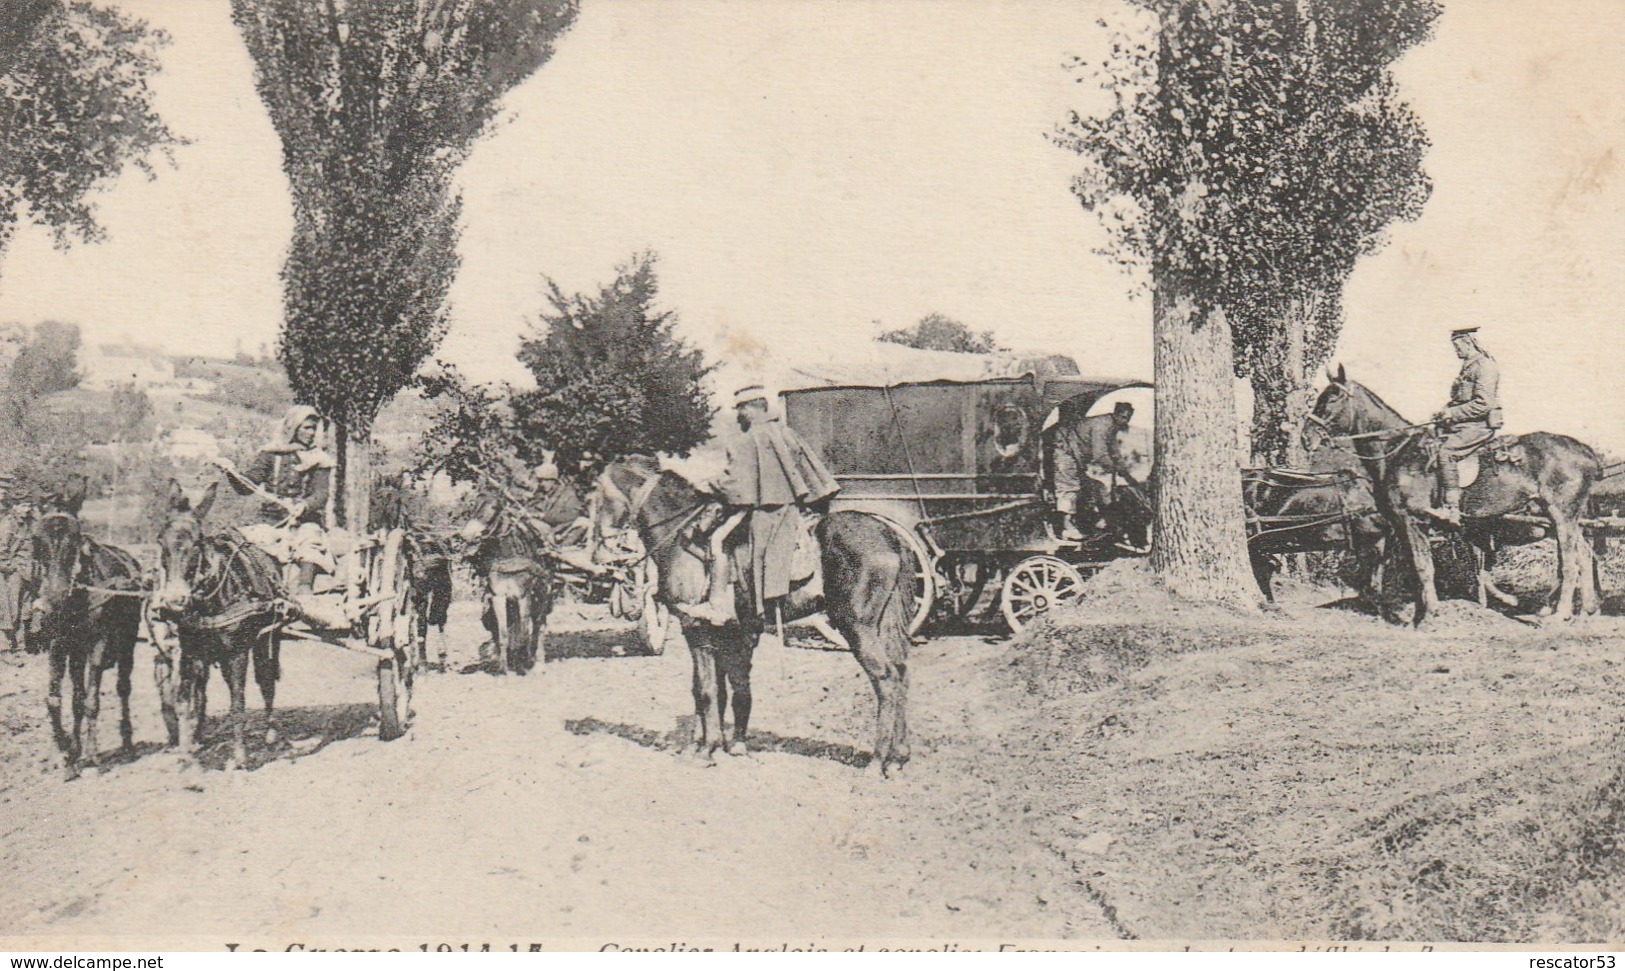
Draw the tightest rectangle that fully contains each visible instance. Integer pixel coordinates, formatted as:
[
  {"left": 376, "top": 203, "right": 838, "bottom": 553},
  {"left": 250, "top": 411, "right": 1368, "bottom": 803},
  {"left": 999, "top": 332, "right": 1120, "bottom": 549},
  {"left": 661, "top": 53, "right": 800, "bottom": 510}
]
[
  {"left": 212, "top": 404, "right": 348, "bottom": 629},
  {"left": 1429, "top": 326, "right": 1503, "bottom": 526},
  {"left": 1052, "top": 400, "right": 1139, "bottom": 545},
  {"left": 678, "top": 385, "right": 841, "bottom": 627}
]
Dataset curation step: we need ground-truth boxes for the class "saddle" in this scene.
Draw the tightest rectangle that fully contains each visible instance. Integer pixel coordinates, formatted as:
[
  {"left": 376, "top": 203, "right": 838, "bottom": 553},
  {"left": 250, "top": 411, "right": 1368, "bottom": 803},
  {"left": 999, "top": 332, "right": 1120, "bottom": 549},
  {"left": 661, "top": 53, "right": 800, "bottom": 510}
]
[{"left": 1455, "top": 434, "right": 1525, "bottom": 489}]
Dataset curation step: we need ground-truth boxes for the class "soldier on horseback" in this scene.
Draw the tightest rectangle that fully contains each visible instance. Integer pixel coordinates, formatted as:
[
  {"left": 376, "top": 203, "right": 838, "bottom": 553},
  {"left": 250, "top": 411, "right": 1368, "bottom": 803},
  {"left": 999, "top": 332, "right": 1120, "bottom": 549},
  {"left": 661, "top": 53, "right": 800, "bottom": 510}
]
[
  {"left": 1430, "top": 326, "right": 1503, "bottom": 525},
  {"left": 678, "top": 385, "right": 840, "bottom": 626}
]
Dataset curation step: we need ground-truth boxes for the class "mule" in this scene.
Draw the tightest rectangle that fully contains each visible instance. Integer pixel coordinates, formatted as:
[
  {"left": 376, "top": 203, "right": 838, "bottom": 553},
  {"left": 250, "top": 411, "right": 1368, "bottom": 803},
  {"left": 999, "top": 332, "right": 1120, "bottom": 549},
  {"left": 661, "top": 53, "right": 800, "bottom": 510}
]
[
  {"left": 28, "top": 476, "right": 144, "bottom": 780},
  {"left": 461, "top": 482, "right": 554, "bottom": 675},
  {"left": 152, "top": 480, "right": 285, "bottom": 768},
  {"left": 592, "top": 457, "right": 914, "bottom": 776},
  {"left": 1243, "top": 443, "right": 1387, "bottom": 606},
  {"left": 1309, "top": 366, "right": 1602, "bottom": 625}
]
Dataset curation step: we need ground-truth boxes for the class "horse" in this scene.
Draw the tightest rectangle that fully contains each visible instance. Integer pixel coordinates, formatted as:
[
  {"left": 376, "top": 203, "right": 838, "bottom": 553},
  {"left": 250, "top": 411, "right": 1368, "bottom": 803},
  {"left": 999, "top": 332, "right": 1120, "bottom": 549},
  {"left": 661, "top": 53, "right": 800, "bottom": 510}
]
[
  {"left": 151, "top": 480, "right": 286, "bottom": 768},
  {"left": 1309, "top": 366, "right": 1602, "bottom": 625},
  {"left": 459, "top": 481, "right": 555, "bottom": 675},
  {"left": 591, "top": 457, "right": 915, "bottom": 776},
  {"left": 372, "top": 475, "right": 454, "bottom": 671},
  {"left": 1243, "top": 443, "right": 1388, "bottom": 606},
  {"left": 27, "top": 475, "right": 144, "bottom": 780}
]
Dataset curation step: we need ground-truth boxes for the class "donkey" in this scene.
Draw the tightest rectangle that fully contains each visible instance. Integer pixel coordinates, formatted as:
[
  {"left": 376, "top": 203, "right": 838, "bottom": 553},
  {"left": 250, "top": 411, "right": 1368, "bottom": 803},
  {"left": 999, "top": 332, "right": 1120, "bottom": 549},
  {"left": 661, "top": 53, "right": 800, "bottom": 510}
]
[
  {"left": 28, "top": 475, "right": 144, "bottom": 780},
  {"left": 459, "top": 482, "right": 554, "bottom": 675},
  {"left": 592, "top": 457, "right": 915, "bottom": 776},
  {"left": 1310, "top": 366, "right": 1602, "bottom": 625},
  {"left": 1244, "top": 441, "right": 1388, "bottom": 606},
  {"left": 152, "top": 481, "right": 285, "bottom": 768}
]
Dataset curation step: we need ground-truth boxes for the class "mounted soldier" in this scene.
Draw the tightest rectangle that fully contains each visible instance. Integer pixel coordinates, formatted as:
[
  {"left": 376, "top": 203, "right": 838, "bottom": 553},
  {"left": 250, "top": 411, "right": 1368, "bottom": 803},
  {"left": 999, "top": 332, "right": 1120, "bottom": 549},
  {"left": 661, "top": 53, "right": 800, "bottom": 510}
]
[
  {"left": 1052, "top": 400, "right": 1137, "bottom": 543},
  {"left": 1430, "top": 326, "right": 1502, "bottom": 525},
  {"left": 679, "top": 385, "right": 840, "bottom": 626},
  {"left": 213, "top": 404, "right": 347, "bottom": 628}
]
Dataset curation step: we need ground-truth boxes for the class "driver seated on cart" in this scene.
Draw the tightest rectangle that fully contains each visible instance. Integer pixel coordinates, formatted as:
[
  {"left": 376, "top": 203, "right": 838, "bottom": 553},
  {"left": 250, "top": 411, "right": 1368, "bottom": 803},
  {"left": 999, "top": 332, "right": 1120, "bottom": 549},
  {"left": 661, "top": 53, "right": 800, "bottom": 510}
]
[
  {"left": 1051, "top": 400, "right": 1137, "bottom": 544},
  {"left": 678, "top": 385, "right": 840, "bottom": 627},
  {"left": 213, "top": 405, "right": 350, "bottom": 629}
]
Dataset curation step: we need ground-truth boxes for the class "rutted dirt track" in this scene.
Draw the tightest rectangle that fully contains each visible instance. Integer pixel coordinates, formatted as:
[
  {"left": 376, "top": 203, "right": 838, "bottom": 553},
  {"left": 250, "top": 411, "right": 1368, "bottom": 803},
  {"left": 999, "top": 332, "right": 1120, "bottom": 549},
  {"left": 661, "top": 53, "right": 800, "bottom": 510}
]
[
  {"left": 8, "top": 550, "right": 1625, "bottom": 947},
  {"left": 0, "top": 602, "right": 1107, "bottom": 947}
]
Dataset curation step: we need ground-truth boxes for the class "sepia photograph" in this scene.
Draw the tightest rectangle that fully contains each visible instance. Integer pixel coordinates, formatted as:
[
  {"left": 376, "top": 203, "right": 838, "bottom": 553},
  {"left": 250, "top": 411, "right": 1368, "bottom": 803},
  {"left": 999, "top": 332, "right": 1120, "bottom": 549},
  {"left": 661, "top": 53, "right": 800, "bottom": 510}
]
[{"left": 1, "top": 0, "right": 1623, "bottom": 952}]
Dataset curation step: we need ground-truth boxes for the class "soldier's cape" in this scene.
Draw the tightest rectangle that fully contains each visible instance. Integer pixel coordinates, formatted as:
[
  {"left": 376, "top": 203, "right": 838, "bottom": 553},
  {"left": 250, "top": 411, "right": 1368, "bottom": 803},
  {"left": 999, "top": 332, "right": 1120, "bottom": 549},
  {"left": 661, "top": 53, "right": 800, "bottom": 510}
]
[{"left": 718, "top": 419, "right": 840, "bottom": 509}]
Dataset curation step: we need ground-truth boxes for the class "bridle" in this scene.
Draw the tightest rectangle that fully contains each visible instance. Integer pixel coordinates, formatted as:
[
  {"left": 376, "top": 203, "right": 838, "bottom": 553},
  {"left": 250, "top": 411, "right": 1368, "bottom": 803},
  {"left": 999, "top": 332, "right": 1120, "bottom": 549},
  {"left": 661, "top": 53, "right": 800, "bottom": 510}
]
[{"left": 594, "top": 466, "right": 711, "bottom": 567}]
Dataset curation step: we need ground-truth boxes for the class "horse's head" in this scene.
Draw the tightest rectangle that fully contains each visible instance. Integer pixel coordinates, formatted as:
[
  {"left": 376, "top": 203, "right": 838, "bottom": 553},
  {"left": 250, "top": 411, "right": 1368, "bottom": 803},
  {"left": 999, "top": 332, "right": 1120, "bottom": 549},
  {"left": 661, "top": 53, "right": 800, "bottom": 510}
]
[
  {"left": 27, "top": 475, "right": 88, "bottom": 641},
  {"left": 1307, "top": 364, "right": 1412, "bottom": 451},
  {"left": 153, "top": 478, "right": 218, "bottom": 617},
  {"left": 589, "top": 458, "right": 662, "bottom": 565}
]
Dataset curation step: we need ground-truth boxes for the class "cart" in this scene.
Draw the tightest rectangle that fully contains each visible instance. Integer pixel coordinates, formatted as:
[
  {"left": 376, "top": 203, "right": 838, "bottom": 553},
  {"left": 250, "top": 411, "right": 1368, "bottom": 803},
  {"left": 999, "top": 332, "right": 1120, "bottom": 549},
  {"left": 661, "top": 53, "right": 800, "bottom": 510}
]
[{"left": 782, "top": 371, "right": 1155, "bottom": 634}]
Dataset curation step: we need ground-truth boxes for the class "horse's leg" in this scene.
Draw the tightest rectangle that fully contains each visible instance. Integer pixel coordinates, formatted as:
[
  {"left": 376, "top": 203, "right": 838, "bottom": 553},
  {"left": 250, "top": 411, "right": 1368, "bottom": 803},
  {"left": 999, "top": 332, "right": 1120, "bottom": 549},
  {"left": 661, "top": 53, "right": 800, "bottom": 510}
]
[
  {"left": 1548, "top": 519, "right": 1583, "bottom": 621},
  {"left": 180, "top": 649, "right": 208, "bottom": 751},
  {"left": 1400, "top": 516, "right": 1437, "bottom": 626},
  {"left": 1250, "top": 552, "right": 1275, "bottom": 604},
  {"left": 688, "top": 636, "right": 721, "bottom": 759},
  {"left": 45, "top": 643, "right": 75, "bottom": 771},
  {"left": 117, "top": 634, "right": 135, "bottom": 753},
  {"left": 254, "top": 632, "right": 279, "bottom": 747},
  {"left": 67, "top": 649, "right": 88, "bottom": 770},
  {"left": 82, "top": 647, "right": 108, "bottom": 769},
  {"left": 494, "top": 593, "right": 513, "bottom": 675},
  {"left": 515, "top": 590, "right": 534, "bottom": 674},
  {"left": 223, "top": 648, "right": 250, "bottom": 769},
  {"left": 721, "top": 630, "right": 754, "bottom": 756},
  {"left": 154, "top": 639, "right": 180, "bottom": 748}
]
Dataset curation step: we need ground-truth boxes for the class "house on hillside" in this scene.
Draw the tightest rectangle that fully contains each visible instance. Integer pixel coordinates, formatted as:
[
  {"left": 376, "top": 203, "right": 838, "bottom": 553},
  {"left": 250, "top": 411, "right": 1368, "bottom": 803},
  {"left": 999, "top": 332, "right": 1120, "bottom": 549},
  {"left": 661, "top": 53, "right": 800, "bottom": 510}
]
[{"left": 81, "top": 341, "right": 176, "bottom": 390}]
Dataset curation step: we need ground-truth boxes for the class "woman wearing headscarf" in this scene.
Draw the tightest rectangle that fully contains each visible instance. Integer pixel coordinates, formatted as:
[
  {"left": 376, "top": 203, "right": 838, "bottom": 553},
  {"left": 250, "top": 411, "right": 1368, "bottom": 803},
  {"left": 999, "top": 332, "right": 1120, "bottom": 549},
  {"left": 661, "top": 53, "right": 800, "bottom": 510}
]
[{"left": 217, "top": 405, "right": 344, "bottom": 626}]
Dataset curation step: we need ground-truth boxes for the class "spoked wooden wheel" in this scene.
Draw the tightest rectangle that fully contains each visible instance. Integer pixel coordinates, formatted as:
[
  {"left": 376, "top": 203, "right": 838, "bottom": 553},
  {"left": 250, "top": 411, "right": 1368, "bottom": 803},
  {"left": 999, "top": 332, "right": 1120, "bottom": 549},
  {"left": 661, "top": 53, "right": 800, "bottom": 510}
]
[
  {"left": 634, "top": 560, "right": 672, "bottom": 656},
  {"left": 1000, "top": 555, "right": 1086, "bottom": 634},
  {"left": 872, "top": 515, "right": 936, "bottom": 636},
  {"left": 374, "top": 530, "right": 416, "bottom": 741}
]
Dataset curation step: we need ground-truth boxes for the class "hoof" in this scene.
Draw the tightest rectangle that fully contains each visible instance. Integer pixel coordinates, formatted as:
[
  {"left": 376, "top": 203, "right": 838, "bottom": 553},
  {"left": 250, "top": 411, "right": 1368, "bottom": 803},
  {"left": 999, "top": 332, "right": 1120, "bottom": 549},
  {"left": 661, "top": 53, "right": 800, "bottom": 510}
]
[
  {"left": 265, "top": 726, "right": 279, "bottom": 747},
  {"left": 726, "top": 740, "right": 748, "bottom": 757},
  {"left": 62, "top": 763, "right": 80, "bottom": 783}
]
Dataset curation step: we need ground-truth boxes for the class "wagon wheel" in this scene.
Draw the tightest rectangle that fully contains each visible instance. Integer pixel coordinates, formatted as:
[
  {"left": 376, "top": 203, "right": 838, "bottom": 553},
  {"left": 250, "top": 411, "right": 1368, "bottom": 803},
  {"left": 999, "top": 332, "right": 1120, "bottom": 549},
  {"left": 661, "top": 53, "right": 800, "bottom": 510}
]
[
  {"left": 871, "top": 516, "right": 936, "bottom": 636},
  {"left": 1000, "top": 555, "right": 1086, "bottom": 634},
  {"left": 374, "top": 529, "right": 416, "bottom": 741},
  {"left": 634, "top": 559, "right": 672, "bottom": 655}
]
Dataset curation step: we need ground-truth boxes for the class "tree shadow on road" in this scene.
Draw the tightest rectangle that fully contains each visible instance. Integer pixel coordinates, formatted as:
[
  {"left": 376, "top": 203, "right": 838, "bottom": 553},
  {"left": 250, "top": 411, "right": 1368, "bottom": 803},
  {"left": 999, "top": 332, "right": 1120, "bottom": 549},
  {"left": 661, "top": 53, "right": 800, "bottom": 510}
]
[{"left": 564, "top": 715, "right": 872, "bottom": 769}]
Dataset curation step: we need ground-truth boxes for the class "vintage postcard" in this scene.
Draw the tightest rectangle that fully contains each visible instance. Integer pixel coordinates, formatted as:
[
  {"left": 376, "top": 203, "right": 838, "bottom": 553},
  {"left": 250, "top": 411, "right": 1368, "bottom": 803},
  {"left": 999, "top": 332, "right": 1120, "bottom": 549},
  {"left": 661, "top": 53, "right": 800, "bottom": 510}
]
[{"left": 1, "top": 0, "right": 1622, "bottom": 954}]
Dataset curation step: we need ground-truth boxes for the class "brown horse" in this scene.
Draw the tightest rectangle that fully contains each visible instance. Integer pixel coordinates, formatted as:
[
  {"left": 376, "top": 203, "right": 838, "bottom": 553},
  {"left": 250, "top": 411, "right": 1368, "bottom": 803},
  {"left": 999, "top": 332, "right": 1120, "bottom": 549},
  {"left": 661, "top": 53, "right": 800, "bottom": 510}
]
[
  {"left": 1309, "top": 366, "right": 1602, "bottom": 625},
  {"left": 28, "top": 475, "right": 144, "bottom": 780},
  {"left": 591, "top": 457, "right": 914, "bottom": 776},
  {"left": 152, "top": 480, "right": 285, "bottom": 768},
  {"left": 1243, "top": 443, "right": 1388, "bottom": 606}
]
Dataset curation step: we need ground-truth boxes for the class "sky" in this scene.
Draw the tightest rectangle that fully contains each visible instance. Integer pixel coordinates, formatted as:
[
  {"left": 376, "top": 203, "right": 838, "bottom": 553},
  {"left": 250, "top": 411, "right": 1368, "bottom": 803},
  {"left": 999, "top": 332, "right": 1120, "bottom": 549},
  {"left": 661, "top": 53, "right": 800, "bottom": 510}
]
[{"left": 0, "top": 0, "right": 1620, "bottom": 450}]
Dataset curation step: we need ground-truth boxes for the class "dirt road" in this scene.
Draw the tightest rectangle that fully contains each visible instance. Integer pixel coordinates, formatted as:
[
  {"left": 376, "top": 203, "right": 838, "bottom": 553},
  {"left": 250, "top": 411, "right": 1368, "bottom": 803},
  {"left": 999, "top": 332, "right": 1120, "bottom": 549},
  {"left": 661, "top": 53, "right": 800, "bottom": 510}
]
[{"left": 0, "top": 602, "right": 1109, "bottom": 948}]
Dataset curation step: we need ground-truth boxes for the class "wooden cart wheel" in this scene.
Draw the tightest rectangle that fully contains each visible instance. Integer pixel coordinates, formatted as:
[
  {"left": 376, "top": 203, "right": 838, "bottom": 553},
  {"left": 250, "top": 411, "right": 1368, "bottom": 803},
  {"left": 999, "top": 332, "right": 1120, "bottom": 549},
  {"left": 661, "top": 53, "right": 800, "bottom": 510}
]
[
  {"left": 374, "top": 530, "right": 415, "bottom": 741},
  {"left": 871, "top": 515, "right": 936, "bottom": 636},
  {"left": 635, "top": 559, "right": 672, "bottom": 655},
  {"left": 1000, "top": 555, "right": 1086, "bottom": 634}
]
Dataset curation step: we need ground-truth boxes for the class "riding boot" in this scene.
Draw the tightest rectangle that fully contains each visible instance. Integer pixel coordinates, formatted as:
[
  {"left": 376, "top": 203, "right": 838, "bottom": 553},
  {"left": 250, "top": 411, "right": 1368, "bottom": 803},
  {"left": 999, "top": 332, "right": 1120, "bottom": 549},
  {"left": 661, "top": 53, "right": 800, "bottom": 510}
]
[
  {"left": 679, "top": 561, "right": 736, "bottom": 626},
  {"left": 1430, "top": 455, "right": 1462, "bottom": 526}
]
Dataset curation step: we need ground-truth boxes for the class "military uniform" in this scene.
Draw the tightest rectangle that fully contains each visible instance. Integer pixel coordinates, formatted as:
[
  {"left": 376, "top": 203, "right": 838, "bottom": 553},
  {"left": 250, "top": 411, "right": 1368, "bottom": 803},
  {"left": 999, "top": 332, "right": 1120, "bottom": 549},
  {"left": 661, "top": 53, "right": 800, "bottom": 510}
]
[
  {"left": 0, "top": 499, "right": 32, "bottom": 651},
  {"left": 1434, "top": 330, "right": 1502, "bottom": 520},
  {"left": 1052, "top": 407, "right": 1133, "bottom": 537}
]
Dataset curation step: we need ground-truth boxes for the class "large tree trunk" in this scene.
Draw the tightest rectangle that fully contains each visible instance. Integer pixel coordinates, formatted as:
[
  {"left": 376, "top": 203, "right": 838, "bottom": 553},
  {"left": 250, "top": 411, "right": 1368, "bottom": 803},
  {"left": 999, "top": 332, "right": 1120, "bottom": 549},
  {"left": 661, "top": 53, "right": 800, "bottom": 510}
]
[
  {"left": 1247, "top": 294, "right": 1316, "bottom": 469},
  {"left": 1151, "top": 276, "right": 1257, "bottom": 606},
  {"left": 344, "top": 428, "right": 371, "bottom": 536}
]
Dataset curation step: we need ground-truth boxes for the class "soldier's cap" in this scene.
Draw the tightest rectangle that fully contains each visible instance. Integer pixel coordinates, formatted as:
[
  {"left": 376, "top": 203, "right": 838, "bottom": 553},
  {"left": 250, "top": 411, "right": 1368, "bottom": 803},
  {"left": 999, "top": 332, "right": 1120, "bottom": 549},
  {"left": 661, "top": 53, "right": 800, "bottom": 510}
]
[
  {"left": 1113, "top": 401, "right": 1134, "bottom": 415},
  {"left": 1450, "top": 326, "right": 1479, "bottom": 337},
  {"left": 733, "top": 385, "right": 770, "bottom": 408}
]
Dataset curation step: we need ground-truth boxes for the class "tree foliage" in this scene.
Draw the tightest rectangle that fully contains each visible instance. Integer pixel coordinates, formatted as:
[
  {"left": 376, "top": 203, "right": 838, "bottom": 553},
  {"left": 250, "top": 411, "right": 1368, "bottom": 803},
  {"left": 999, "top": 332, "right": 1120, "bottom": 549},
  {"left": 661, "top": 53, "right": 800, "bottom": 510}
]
[
  {"left": 2, "top": 319, "right": 81, "bottom": 434},
  {"left": 1057, "top": 0, "right": 1437, "bottom": 464},
  {"left": 413, "top": 361, "right": 517, "bottom": 485},
  {"left": 510, "top": 252, "right": 715, "bottom": 483},
  {"left": 231, "top": 0, "right": 577, "bottom": 521},
  {"left": 0, "top": 0, "right": 182, "bottom": 261},
  {"left": 878, "top": 313, "right": 1008, "bottom": 355}
]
